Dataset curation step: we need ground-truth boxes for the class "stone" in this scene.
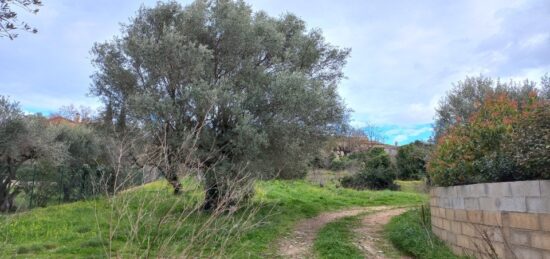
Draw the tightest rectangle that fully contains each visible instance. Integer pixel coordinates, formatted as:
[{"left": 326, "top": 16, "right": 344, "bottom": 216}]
[
  {"left": 482, "top": 211, "right": 502, "bottom": 226},
  {"left": 445, "top": 208, "right": 455, "bottom": 220},
  {"left": 451, "top": 197, "right": 465, "bottom": 209},
  {"left": 510, "top": 181, "right": 541, "bottom": 197},
  {"left": 479, "top": 197, "right": 498, "bottom": 211},
  {"left": 539, "top": 181, "right": 550, "bottom": 197},
  {"left": 509, "top": 229, "right": 531, "bottom": 246},
  {"left": 498, "top": 197, "right": 527, "bottom": 212},
  {"left": 461, "top": 222, "right": 476, "bottom": 237},
  {"left": 467, "top": 210, "right": 483, "bottom": 224},
  {"left": 540, "top": 214, "right": 550, "bottom": 232},
  {"left": 531, "top": 232, "right": 550, "bottom": 250},
  {"left": 464, "top": 198, "right": 480, "bottom": 210},
  {"left": 454, "top": 209, "right": 468, "bottom": 221},
  {"left": 512, "top": 246, "right": 543, "bottom": 259},
  {"left": 526, "top": 197, "right": 550, "bottom": 213},
  {"left": 487, "top": 182, "right": 512, "bottom": 197},
  {"left": 508, "top": 212, "right": 540, "bottom": 230}
]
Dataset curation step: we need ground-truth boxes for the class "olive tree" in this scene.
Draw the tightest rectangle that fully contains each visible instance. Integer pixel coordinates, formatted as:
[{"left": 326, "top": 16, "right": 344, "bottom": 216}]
[
  {"left": 90, "top": 0, "right": 349, "bottom": 210},
  {"left": 0, "top": 97, "right": 63, "bottom": 212},
  {"left": 0, "top": 0, "right": 42, "bottom": 39}
]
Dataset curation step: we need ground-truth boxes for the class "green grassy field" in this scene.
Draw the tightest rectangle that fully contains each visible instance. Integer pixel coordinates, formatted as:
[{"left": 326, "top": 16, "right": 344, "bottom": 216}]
[{"left": 0, "top": 179, "right": 426, "bottom": 258}]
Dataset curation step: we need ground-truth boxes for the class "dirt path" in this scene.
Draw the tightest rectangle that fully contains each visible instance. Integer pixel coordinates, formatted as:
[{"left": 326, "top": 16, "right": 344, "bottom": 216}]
[
  {"left": 354, "top": 208, "right": 411, "bottom": 259},
  {"left": 277, "top": 206, "right": 401, "bottom": 258}
]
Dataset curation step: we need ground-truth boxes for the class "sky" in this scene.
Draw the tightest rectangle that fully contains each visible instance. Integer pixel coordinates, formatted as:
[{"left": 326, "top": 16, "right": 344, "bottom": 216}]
[{"left": 1, "top": 0, "right": 549, "bottom": 145}]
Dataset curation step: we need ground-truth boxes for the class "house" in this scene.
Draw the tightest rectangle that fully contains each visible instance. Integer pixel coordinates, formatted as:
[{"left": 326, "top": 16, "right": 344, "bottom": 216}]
[
  {"left": 332, "top": 136, "right": 399, "bottom": 157},
  {"left": 47, "top": 113, "right": 82, "bottom": 127}
]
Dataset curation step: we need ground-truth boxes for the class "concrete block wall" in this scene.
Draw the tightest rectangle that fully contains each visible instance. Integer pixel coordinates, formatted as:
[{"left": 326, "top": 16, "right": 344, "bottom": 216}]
[{"left": 430, "top": 180, "right": 550, "bottom": 259}]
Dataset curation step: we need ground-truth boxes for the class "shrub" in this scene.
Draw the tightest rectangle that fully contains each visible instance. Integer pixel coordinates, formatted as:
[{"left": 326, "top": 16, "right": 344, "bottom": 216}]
[
  {"left": 507, "top": 104, "right": 550, "bottom": 179},
  {"left": 340, "top": 148, "right": 398, "bottom": 190},
  {"left": 341, "top": 167, "right": 398, "bottom": 190},
  {"left": 330, "top": 156, "right": 353, "bottom": 171},
  {"left": 428, "top": 93, "right": 549, "bottom": 186},
  {"left": 396, "top": 141, "right": 431, "bottom": 180}
]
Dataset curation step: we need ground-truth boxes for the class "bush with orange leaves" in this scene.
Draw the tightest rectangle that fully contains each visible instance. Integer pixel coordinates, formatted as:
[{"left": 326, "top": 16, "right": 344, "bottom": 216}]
[{"left": 428, "top": 92, "right": 549, "bottom": 186}]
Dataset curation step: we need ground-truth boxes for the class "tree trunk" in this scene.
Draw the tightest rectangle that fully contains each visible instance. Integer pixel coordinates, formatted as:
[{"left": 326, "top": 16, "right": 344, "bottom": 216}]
[
  {"left": 202, "top": 182, "right": 219, "bottom": 211},
  {"left": 169, "top": 173, "right": 182, "bottom": 195},
  {"left": 0, "top": 160, "right": 20, "bottom": 212}
]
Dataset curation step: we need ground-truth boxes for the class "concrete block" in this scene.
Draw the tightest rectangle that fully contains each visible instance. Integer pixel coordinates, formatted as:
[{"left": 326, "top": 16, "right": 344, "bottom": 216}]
[
  {"left": 446, "top": 231, "right": 457, "bottom": 243},
  {"left": 454, "top": 209, "right": 468, "bottom": 221},
  {"left": 487, "top": 182, "right": 512, "bottom": 197},
  {"left": 508, "top": 212, "right": 540, "bottom": 230},
  {"left": 526, "top": 197, "right": 550, "bottom": 213},
  {"left": 456, "top": 234, "right": 470, "bottom": 248},
  {"left": 483, "top": 226, "right": 504, "bottom": 243},
  {"left": 461, "top": 222, "right": 476, "bottom": 237},
  {"left": 464, "top": 198, "right": 480, "bottom": 210},
  {"left": 482, "top": 211, "right": 502, "bottom": 226},
  {"left": 455, "top": 185, "right": 466, "bottom": 197},
  {"left": 440, "top": 187, "right": 453, "bottom": 198},
  {"left": 543, "top": 251, "right": 550, "bottom": 259},
  {"left": 540, "top": 181, "right": 550, "bottom": 197},
  {"left": 509, "top": 229, "right": 531, "bottom": 246},
  {"left": 540, "top": 214, "right": 550, "bottom": 231},
  {"left": 491, "top": 242, "right": 506, "bottom": 259},
  {"left": 531, "top": 232, "right": 550, "bottom": 250},
  {"left": 442, "top": 218, "right": 451, "bottom": 231},
  {"left": 439, "top": 198, "right": 450, "bottom": 208},
  {"left": 467, "top": 210, "right": 483, "bottom": 224},
  {"left": 512, "top": 246, "right": 543, "bottom": 259},
  {"left": 464, "top": 183, "right": 487, "bottom": 197},
  {"left": 445, "top": 208, "right": 455, "bottom": 220},
  {"left": 438, "top": 208, "right": 446, "bottom": 218},
  {"left": 510, "top": 180, "right": 541, "bottom": 197},
  {"left": 451, "top": 197, "right": 465, "bottom": 209},
  {"left": 451, "top": 221, "right": 462, "bottom": 233},
  {"left": 479, "top": 197, "right": 498, "bottom": 211},
  {"left": 498, "top": 197, "right": 527, "bottom": 212}
]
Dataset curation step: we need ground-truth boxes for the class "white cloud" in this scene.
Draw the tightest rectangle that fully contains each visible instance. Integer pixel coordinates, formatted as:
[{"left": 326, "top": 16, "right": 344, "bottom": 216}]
[{"left": 2, "top": 0, "right": 550, "bottom": 129}]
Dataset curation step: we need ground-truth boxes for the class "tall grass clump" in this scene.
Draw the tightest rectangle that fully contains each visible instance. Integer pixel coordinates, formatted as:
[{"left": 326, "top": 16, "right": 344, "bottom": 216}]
[{"left": 385, "top": 206, "right": 464, "bottom": 259}]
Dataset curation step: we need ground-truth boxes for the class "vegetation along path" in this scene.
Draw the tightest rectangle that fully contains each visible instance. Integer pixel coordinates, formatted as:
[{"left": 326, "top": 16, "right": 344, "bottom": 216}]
[{"left": 277, "top": 206, "right": 407, "bottom": 258}]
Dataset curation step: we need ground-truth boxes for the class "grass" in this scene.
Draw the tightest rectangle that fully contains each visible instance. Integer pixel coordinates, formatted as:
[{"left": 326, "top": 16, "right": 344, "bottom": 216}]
[
  {"left": 313, "top": 215, "right": 363, "bottom": 259},
  {"left": 395, "top": 180, "right": 427, "bottom": 194},
  {"left": 0, "top": 178, "right": 426, "bottom": 258},
  {"left": 385, "top": 207, "right": 464, "bottom": 259}
]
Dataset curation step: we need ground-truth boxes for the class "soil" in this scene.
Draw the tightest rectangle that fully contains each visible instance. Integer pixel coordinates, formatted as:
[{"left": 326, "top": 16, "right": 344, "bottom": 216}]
[
  {"left": 354, "top": 208, "right": 412, "bottom": 259},
  {"left": 277, "top": 206, "right": 406, "bottom": 258}
]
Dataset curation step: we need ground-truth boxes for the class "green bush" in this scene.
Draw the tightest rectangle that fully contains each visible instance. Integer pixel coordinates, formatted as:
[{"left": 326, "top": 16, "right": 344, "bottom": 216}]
[
  {"left": 428, "top": 94, "right": 549, "bottom": 186},
  {"left": 340, "top": 148, "right": 398, "bottom": 190},
  {"left": 507, "top": 105, "right": 550, "bottom": 179},
  {"left": 330, "top": 156, "right": 353, "bottom": 171},
  {"left": 396, "top": 141, "right": 431, "bottom": 180},
  {"left": 341, "top": 167, "right": 398, "bottom": 190}
]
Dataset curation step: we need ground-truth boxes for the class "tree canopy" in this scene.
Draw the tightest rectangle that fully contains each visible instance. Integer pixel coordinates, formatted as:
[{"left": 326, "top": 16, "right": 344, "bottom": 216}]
[
  {"left": 0, "top": 0, "right": 42, "bottom": 39},
  {"left": 90, "top": 0, "right": 350, "bottom": 210}
]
